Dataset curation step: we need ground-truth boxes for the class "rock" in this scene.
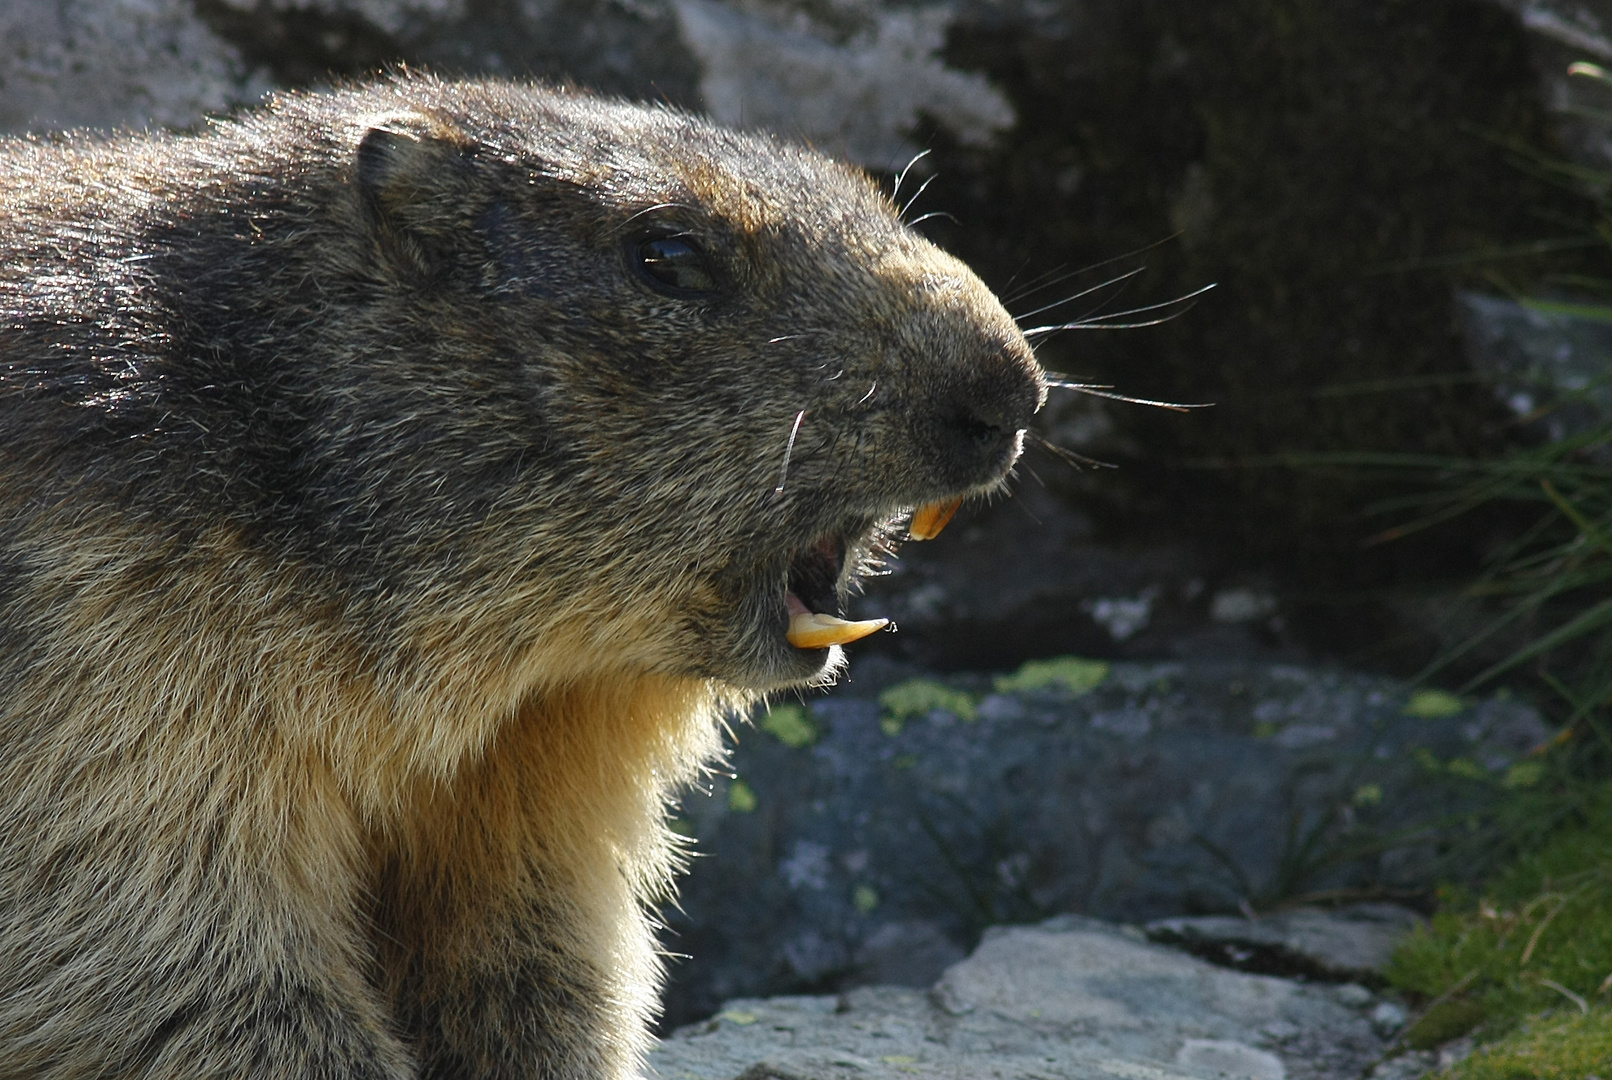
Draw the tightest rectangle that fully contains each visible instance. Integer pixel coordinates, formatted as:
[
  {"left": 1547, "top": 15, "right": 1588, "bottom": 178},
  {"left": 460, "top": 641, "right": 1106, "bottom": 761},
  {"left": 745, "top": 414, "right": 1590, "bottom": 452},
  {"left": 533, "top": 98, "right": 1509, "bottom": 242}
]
[
  {"left": 1368, "top": 1002, "right": 1409, "bottom": 1038},
  {"left": 666, "top": 0, "right": 1013, "bottom": 170},
  {"left": 661, "top": 659, "right": 1550, "bottom": 1026},
  {"left": 645, "top": 917, "right": 1388, "bottom": 1080},
  {"left": 1145, "top": 903, "right": 1426, "bottom": 985},
  {"left": 24, "top": 0, "right": 1008, "bottom": 172},
  {"left": 214, "top": 0, "right": 465, "bottom": 38},
  {"left": 1457, "top": 290, "right": 1612, "bottom": 443},
  {"left": 0, "top": 0, "right": 259, "bottom": 134}
]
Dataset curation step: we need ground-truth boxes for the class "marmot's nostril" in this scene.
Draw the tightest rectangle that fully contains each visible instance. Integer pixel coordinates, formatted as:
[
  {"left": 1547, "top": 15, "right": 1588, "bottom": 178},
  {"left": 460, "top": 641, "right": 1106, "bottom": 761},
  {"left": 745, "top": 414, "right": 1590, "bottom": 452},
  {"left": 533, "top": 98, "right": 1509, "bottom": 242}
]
[
  {"left": 950, "top": 371, "right": 1040, "bottom": 447},
  {"left": 953, "top": 409, "right": 1006, "bottom": 446}
]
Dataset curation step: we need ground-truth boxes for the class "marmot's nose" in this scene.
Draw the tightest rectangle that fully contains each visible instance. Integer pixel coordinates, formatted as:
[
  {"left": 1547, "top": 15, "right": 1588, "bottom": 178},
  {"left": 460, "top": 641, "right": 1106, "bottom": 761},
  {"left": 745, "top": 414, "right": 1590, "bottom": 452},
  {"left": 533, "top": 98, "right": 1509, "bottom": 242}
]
[
  {"left": 947, "top": 361, "right": 1041, "bottom": 441},
  {"left": 929, "top": 344, "right": 1043, "bottom": 483}
]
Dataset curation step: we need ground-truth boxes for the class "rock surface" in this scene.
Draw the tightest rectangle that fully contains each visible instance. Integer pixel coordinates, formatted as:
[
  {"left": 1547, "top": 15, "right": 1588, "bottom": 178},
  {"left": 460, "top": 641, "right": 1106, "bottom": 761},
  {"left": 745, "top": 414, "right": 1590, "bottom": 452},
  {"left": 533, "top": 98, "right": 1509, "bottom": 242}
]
[
  {"left": 662, "top": 659, "right": 1550, "bottom": 1025},
  {"left": 1458, "top": 290, "right": 1612, "bottom": 443},
  {"left": 1145, "top": 904, "right": 1425, "bottom": 986},
  {"left": 0, "top": 0, "right": 259, "bottom": 133},
  {"left": 646, "top": 917, "right": 1393, "bottom": 1080}
]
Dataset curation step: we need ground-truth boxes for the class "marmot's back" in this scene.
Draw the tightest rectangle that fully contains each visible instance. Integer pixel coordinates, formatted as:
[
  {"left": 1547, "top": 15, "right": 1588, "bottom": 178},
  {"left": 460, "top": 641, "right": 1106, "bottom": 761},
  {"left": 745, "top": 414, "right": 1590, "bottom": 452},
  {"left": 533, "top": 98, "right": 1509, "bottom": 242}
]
[{"left": 0, "top": 75, "right": 1042, "bottom": 1079}]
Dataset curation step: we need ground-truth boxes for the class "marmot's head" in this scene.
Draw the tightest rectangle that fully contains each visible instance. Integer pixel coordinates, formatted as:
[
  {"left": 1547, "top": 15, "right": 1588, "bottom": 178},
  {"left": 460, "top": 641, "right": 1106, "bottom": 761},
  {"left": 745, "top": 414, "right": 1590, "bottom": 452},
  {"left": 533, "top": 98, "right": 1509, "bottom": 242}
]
[{"left": 274, "top": 76, "right": 1043, "bottom": 693}]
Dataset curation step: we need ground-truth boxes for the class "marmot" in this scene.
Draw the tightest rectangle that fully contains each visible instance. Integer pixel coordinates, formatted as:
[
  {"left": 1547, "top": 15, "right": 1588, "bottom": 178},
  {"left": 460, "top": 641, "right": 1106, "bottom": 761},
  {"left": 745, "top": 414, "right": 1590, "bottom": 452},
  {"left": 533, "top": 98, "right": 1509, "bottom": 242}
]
[{"left": 0, "top": 75, "right": 1043, "bottom": 1078}]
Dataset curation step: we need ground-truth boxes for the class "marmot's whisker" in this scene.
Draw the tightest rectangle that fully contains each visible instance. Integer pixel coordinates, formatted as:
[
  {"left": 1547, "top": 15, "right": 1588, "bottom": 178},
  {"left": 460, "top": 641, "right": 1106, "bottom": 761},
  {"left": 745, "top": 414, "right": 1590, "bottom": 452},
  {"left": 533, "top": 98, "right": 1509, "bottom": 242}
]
[
  {"left": 889, "top": 148, "right": 931, "bottom": 205},
  {"left": 1023, "top": 282, "right": 1218, "bottom": 337},
  {"left": 773, "top": 409, "right": 807, "bottom": 497},
  {"left": 1013, "top": 265, "right": 1145, "bottom": 324},
  {"left": 1040, "top": 378, "right": 1211, "bottom": 412}
]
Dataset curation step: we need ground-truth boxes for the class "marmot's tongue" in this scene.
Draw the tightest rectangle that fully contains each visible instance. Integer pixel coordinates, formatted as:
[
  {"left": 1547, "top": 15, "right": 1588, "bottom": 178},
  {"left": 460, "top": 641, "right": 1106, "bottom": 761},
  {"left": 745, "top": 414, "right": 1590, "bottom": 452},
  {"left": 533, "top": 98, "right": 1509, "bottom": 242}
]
[
  {"left": 785, "top": 592, "right": 888, "bottom": 649},
  {"left": 909, "top": 497, "right": 964, "bottom": 541}
]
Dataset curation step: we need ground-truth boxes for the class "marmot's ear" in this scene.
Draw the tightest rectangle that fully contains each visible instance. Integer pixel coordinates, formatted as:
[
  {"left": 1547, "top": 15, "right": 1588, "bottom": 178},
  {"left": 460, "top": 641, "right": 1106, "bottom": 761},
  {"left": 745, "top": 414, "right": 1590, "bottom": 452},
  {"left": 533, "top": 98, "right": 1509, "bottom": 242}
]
[{"left": 354, "top": 113, "right": 470, "bottom": 280}]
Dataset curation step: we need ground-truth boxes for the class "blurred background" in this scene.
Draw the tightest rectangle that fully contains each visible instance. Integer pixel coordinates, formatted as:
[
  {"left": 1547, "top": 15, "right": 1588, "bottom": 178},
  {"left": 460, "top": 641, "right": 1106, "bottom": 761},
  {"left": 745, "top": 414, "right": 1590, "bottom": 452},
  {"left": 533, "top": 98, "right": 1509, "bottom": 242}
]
[{"left": 12, "top": 0, "right": 1612, "bottom": 1056}]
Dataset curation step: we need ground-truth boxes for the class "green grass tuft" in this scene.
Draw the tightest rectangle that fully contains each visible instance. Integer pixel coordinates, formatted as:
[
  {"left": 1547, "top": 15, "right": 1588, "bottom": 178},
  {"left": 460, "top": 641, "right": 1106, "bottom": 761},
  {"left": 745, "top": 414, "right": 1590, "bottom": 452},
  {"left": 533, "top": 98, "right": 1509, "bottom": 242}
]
[
  {"left": 1388, "top": 786, "right": 1612, "bottom": 1048},
  {"left": 1436, "top": 1006, "right": 1612, "bottom": 1079}
]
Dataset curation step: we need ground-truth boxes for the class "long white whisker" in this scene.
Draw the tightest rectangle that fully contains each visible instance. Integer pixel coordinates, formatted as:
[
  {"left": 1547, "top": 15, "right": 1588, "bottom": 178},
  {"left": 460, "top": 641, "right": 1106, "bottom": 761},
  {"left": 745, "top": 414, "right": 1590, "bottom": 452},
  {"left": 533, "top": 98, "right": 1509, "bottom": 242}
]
[
  {"left": 891, "top": 149, "right": 931, "bottom": 204},
  {"left": 901, "top": 173, "right": 937, "bottom": 219},
  {"left": 1022, "top": 282, "right": 1217, "bottom": 336},
  {"left": 1013, "top": 266, "right": 1146, "bottom": 323},
  {"left": 773, "top": 410, "right": 807, "bottom": 496},
  {"left": 1030, "top": 431, "right": 1117, "bottom": 469},
  {"left": 1041, "top": 378, "right": 1212, "bottom": 412},
  {"left": 1026, "top": 313, "right": 1191, "bottom": 333},
  {"left": 1001, "top": 233, "right": 1183, "bottom": 305}
]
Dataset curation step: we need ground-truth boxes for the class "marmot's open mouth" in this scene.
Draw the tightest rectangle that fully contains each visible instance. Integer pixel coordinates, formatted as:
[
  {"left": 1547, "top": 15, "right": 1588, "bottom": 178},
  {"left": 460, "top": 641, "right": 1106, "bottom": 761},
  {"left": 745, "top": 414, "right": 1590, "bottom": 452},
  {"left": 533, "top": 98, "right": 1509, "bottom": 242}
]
[{"left": 781, "top": 496, "right": 964, "bottom": 651}]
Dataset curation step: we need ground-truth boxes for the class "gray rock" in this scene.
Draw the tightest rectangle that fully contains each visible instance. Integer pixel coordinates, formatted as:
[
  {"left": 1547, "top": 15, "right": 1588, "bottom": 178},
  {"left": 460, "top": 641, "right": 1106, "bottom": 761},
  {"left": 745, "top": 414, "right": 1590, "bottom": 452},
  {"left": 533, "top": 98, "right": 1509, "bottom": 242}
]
[
  {"left": 1145, "top": 904, "right": 1425, "bottom": 985},
  {"left": 1367, "top": 1002, "right": 1408, "bottom": 1038},
  {"left": 645, "top": 918, "right": 1387, "bottom": 1080},
  {"left": 663, "top": 660, "right": 1549, "bottom": 1025},
  {"left": 667, "top": 0, "right": 1013, "bottom": 169},
  {"left": 1457, "top": 290, "right": 1612, "bottom": 442},
  {"left": 846, "top": 483, "right": 1281, "bottom": 673},
  {"left": 0, "top": 0, "right": 260, "bottom": 134},
  {"left": 214, "top": 0, "right": 465, "bottom": 37}
]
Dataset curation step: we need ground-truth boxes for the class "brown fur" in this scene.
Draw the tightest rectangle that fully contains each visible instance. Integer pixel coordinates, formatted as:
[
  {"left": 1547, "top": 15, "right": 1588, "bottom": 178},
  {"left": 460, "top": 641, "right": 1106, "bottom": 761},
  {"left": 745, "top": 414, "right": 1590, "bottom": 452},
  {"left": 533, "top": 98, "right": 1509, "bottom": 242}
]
[{"left": 0, "top": 75, "right": 1043, "bottom": 1077}]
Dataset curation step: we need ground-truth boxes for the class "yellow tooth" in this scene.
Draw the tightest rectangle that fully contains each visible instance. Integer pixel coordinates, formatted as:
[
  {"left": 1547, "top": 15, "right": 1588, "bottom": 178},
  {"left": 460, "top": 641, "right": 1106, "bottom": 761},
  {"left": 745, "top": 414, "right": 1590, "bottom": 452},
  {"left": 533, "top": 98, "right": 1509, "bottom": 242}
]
[
  {"left": 909, "top": 497, "right": 964, "bottom": 540},
  {"left": 787, "top": 612, "right": 890, "bottom": 649}
]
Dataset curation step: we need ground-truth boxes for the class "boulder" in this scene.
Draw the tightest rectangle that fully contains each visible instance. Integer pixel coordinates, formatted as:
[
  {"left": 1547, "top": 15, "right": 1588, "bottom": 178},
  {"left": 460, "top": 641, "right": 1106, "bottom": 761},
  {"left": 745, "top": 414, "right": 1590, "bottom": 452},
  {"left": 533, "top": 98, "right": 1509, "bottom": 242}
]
[{"left": 647, "top": 917, "right": 1393, "bottom": 1080}]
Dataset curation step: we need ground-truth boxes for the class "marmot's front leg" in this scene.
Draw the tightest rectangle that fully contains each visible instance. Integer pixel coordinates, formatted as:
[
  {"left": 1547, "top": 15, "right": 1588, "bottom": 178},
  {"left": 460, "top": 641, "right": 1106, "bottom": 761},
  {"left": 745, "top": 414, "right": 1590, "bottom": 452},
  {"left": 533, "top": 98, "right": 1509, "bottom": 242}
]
[{"left": 381, "top": 894, "right": 623, "bottom": 1080}]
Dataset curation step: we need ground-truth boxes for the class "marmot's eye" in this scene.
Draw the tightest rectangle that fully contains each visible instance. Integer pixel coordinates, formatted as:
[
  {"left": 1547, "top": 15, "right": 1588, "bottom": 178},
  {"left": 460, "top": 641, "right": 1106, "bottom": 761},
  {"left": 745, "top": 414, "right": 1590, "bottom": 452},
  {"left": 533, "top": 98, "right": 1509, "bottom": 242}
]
[{"left": 633, "top": 236, "right": 718, "bottom": 295}]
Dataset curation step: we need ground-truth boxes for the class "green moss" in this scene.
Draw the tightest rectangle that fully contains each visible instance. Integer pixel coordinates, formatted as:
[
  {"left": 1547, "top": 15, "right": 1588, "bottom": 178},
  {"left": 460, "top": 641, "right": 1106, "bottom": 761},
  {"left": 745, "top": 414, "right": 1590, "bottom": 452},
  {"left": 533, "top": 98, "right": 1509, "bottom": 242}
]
[
  {"left": 993, "top": 656, "right": 1110, "bottom": 696},
  {"left": 877, "top": 679, "right": 979, "bottom": 729},
  {"left": 1502, "top": 761, "right": 1545, "bottom": 790},
  {"left": 760, "top": 703, "right": 818, "bottom": 748},
  {"left": 1352, "top": 782, "right": 1384, "bottom": 806},
  {"left": 1439, "top": 1007, "right": 1612, "bottom": 1079},
  {"left": 1387, "top": 789, "right": 1612, "bottom": 1044},
  {"left": 1405, "top": 689, "right": 1466, "bottom": 719},
  {"left": 1403, "top": 997, "right": 1488, "bottom": 1050},
  {"left": 726, "top": 779, "right": 757, "bottom": 814}
]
